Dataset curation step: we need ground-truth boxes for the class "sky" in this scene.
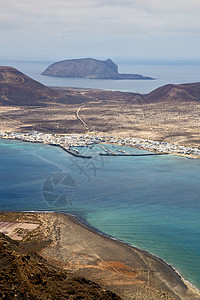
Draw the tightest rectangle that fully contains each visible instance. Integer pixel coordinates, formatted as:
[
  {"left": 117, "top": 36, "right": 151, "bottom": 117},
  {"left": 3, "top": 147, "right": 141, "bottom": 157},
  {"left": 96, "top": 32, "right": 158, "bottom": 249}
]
[{"left": 1, "top": 0, "right": 200, "bottom": 60}]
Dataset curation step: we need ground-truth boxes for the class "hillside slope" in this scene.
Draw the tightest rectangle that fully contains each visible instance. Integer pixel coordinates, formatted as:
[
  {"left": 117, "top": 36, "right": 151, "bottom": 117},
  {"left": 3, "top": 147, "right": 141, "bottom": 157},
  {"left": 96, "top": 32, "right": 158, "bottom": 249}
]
[
  {"left": 0, "top": 67, "right": 60, "bottom": 106},
  {"left": 145, "top": 82, "right": 200, "bottom": 103},
  {"left": 0, "top": 67, "right": 91, "bottom": 106},
  {"left": 0, "top": 233, "right": 121, "bottom": 299}
]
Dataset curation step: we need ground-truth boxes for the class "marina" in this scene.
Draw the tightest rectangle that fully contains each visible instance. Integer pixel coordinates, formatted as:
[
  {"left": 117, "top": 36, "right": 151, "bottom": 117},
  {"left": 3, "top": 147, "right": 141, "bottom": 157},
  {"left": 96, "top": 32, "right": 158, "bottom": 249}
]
[{"left": 1, "top": 131, "right": 200, "bottom": 158}]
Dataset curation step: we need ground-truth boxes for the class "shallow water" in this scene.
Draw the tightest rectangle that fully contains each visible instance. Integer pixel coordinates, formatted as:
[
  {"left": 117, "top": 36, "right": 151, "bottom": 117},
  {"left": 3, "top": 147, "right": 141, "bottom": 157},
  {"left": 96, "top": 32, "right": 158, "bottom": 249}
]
[{"left": 0, "top": 138, "right": 200, "bottom": 289}]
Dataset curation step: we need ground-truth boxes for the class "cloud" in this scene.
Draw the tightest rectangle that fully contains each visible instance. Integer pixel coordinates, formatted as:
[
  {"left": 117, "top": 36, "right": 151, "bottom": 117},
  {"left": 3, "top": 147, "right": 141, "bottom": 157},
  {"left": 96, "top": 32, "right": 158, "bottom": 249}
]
[
  {"left": 0, "top": 0, "right": 200, "bottom": 59},
  {"left": 1, "top": 0, "right": 200, "bottom": 37}
]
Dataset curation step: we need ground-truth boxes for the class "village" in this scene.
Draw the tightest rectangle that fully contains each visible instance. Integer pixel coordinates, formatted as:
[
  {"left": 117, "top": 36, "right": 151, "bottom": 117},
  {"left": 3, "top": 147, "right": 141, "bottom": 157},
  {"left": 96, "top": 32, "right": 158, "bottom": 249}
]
[{"left": 1, "top": 130, "right": 200, "bottom": 158}]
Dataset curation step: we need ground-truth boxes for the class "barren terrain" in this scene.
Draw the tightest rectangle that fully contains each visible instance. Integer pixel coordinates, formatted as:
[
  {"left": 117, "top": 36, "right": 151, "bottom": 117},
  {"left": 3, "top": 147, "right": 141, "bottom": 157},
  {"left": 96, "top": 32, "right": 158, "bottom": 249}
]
[
  {"left": 0, "top": 67, "right": 200, "bottom": 149},
  {"left": 1, "top": 212, "right": 200, "bottom": 300},
  {"left": 1, "top": 90, "right": 200, "bottom": 148}
]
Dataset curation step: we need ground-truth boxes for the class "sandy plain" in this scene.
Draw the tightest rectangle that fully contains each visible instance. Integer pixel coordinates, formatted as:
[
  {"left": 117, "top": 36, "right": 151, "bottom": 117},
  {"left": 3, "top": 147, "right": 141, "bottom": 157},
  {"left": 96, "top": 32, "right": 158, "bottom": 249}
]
[{"left": 0, "top": 88, "right": 200, "bottom": 149}]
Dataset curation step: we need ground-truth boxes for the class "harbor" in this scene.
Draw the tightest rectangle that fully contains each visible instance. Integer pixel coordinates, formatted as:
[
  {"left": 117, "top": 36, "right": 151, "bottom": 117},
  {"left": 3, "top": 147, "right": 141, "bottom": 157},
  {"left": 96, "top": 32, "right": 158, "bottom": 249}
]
[{"left": 0, "top": 130, "right": 200, "bottom": 158}]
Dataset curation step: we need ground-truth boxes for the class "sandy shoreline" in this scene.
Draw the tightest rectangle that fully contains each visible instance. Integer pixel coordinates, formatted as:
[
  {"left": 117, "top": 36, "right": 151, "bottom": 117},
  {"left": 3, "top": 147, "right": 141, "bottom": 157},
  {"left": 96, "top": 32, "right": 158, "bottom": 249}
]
[
  {"left": 0, "top": 210, "right": 200, "bottom": 300},
  {"left": 56, "top": 212, "right": 200, "bottom": 297}
]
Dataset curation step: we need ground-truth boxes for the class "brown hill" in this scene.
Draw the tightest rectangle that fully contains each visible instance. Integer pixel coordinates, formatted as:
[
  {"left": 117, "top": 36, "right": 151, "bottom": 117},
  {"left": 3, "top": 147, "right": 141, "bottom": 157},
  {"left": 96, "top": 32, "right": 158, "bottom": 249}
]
[
  {"left": 144, "top": 82, "right": 200, "bottom": 103},
  {"left": 1, "top": 67, "right": 200, "bottom": 108},
  {"left": 0, "top": 67, "right": 61, "bottom": 106},
  {"left": 42, "top": 58, "right": 154, "bottom": 80},
  {"left": 0, "top": 233, "right": 121, "bottom": 300},
  {"left": 0, "top": 67, "right": 91, "bottom": 106}
]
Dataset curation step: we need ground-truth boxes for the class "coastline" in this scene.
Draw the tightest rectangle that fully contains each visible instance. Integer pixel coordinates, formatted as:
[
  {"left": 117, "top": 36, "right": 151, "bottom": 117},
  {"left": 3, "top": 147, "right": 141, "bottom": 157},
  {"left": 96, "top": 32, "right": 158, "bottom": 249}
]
[
  {"left": 68, "top": 212, "right": 200, "bottom": 293},
  {"left": 64, "top": 212, "right": 200, "bottom": 297},
  {"left": 1, "top": 136, "right": 200, "bottom": 298},
  {"left": 0, "top": 210, "right": 200, "bottom": 300},
  {"left": 22, "top": 211, "right": 200, "bottom": 296},
  {"left": 1, "top": 131, "right": 200, "bottom": 159}
]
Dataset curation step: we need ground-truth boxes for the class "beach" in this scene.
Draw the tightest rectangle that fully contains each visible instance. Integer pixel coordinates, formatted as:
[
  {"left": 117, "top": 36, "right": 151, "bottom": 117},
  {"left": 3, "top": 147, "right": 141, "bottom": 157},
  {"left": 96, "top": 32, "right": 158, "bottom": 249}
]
[{"left": 0, "top": 211, "right": 200, "bottom": 300}]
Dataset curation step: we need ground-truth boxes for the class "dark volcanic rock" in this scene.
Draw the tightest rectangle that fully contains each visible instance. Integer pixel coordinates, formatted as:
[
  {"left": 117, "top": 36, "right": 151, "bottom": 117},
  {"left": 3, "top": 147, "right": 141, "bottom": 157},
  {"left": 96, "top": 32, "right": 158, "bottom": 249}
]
[
  {"left": 0, "top": 233, "right": 121, "bottom": 300},
  {"left": 144, "top": 82, "right": 200, "bottom": 103},
  {"left": 1, "top": 66, "right": 200, "bottom": 109},
  {"left": 0, "top": 66, "right": 59, "bottom": 106},
  {"left": 42, "top": 58, "right": 154, "bottom": 80},
  {"left": 0, "top": 66, "right": 91, "bottom": 106}
]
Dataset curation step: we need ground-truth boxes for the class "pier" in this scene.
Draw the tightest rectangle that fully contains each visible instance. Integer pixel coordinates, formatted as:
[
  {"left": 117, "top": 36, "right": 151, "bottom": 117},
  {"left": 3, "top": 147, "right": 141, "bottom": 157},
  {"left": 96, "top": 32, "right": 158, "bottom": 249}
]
[
  {"left": 99, "top": 152, "right": 168, "bottom": 157},
  {"left": 1, "top": 131, "right": 200, "bottom": 158},
  {"left": 59, "top": 145, "right": 92, "bottom": 159},
  {"left": 49, "top": 144, "right": 92, "bottom": 159}
]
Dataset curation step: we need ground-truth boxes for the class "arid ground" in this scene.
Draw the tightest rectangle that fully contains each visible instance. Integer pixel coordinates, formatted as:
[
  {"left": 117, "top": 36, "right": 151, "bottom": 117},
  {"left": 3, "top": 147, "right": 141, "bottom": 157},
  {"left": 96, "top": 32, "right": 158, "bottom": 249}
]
[
  {"left": 1, "top": 67, "right": 200, "bottom": 148},
  {"left": 0, "top": 212, "right": 200, "bottom": 300},
  {"left": 1, "top": 88, "right": 200, "bottom": 149}
]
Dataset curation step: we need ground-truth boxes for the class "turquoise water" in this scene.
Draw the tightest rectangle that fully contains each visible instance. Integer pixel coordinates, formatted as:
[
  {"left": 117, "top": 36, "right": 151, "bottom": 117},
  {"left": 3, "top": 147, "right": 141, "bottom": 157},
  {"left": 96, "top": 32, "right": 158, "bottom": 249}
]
[{"left": 0, "top": 138, "right": 200, "bottom": 289}]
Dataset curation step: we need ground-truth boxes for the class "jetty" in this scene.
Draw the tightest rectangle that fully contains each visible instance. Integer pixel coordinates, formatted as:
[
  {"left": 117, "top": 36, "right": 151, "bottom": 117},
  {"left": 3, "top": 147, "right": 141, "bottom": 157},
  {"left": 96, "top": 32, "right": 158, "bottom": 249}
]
[
  {"left": 1, "top": 131, "right": 200, "bottom": 158},
  {"left": 59, "top": 145, "right": 92, "bottom": 159},
  {"left": 99, "top": 153, "right": 168, "bottom": 157},
  {"left": 49, "top": 143, "right": 92, "bottom": 158}
]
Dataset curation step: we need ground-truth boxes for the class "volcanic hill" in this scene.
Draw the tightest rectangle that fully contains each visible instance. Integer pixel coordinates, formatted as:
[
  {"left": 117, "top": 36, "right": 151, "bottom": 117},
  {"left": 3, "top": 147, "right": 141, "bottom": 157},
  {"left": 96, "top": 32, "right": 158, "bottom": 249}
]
[
  {"left": 144, "top": 82, "right": 200, "bottom": 103},
  {"left": 42, "top": 58, "right": 154, "bottom": 80},
  {"left": 1, "top": 66, "right": 200, "bottom": 107},
  {"left": 0, "top": 66, "right": 61, "bottom": 106},
  {"left": 0, "top": 66, "right": 90, "bottom": 106}
]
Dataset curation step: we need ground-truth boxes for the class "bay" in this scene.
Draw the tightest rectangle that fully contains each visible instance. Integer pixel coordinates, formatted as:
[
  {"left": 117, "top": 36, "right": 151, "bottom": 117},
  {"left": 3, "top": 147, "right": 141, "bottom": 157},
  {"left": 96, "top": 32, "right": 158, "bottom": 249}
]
[{"left": 0, "top": 138, "right": 200, "bottom": 290}]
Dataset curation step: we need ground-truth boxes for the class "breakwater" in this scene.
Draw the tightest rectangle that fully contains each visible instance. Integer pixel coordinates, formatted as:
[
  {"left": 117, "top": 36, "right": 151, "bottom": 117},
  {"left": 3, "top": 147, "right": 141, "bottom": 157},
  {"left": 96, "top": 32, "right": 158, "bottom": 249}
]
[
  {"left": 49, "top": 143, "right": 92, "bottom": 159},
  {"left": 99, "top": 152, "right": 168, "bottom": 157},
  {"left": 1, "top": 131, "right": 200, "bottom": 158}
]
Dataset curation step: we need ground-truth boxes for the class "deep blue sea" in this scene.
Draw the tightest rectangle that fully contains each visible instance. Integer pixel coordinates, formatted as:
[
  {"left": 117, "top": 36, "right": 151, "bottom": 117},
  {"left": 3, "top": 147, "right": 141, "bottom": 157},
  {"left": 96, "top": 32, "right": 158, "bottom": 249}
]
[
  {"left": 0, "top": 58, "right": 200, "bottom": 290},
  {"left": 0, "top": 139, "right": 200, "bottom": 290}
]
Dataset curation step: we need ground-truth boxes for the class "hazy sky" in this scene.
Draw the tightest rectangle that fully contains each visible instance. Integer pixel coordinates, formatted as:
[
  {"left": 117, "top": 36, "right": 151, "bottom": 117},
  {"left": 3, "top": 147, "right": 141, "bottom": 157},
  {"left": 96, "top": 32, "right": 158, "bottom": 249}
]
[{"left": 1, "top": 0, "right": 200, "bottom": 60}]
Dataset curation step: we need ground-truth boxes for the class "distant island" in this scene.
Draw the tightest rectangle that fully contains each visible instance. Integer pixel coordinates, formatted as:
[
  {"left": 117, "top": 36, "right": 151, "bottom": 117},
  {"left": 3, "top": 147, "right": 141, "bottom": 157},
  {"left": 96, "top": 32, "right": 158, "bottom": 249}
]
[{"left": 41, "top": 58, "right": 154, "bottom": 80}]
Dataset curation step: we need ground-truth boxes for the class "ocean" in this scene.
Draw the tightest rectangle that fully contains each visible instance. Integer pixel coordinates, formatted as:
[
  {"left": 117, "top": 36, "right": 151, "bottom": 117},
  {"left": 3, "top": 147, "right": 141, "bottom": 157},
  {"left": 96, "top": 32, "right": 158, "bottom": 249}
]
[
  {"left": 0, "top": 139, "right": 200, "bottom": 290},
  {"left": 0, "top": 58, "right": 200, "bottom": 290},
  {"left": 1, "top": 58, "right": 200, "bottom": 93}
]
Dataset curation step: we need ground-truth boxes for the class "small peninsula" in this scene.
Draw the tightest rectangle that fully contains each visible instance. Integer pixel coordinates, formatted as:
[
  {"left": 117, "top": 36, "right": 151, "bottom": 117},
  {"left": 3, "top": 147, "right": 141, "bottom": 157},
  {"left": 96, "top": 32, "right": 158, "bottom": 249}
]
[{"left": 41, "top": 58, "right": 154, "bottom": 80}]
